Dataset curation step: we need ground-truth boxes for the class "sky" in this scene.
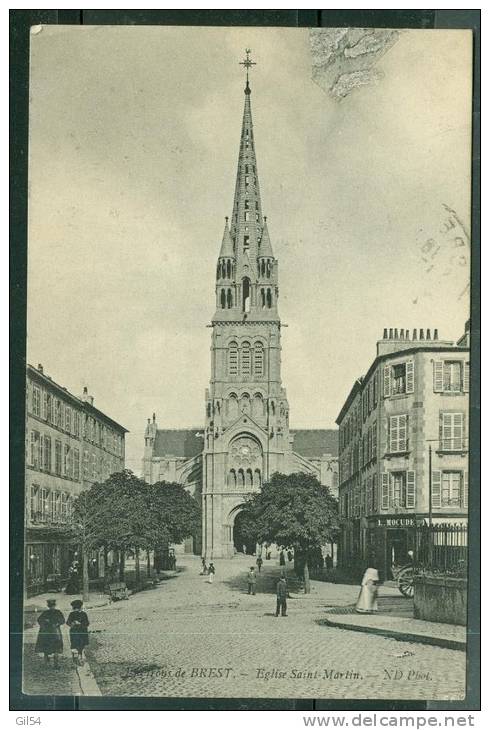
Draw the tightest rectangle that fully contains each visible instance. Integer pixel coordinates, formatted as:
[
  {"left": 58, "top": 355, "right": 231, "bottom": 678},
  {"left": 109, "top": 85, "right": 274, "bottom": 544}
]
[{"left": 27, "top": 26, "right": 472, "bottom": 475}]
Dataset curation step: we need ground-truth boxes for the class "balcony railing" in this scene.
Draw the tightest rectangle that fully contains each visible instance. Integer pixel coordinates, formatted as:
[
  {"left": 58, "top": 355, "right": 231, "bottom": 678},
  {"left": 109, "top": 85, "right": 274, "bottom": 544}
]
[{"left": 30, "top": 510, "right": 71, "bottom": 526}]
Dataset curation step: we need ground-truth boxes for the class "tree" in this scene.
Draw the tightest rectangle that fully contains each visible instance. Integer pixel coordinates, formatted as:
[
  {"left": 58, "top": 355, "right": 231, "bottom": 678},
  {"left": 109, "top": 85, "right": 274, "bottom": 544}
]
[
  {"left": 146, "top": 482, "right": 201, "bottom": 566},
  {"left": 71, "top": 470, "right": 149, "bottom": 598},
  {"left": 243, "top": 472, "right": 339, "bottom": 593}
]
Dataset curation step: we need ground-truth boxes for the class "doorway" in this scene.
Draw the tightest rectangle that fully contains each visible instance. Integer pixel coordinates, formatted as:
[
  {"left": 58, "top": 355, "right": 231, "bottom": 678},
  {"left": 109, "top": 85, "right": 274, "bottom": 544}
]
[{"left": 232, "top": 510, "right": 256, "bottom": 555}]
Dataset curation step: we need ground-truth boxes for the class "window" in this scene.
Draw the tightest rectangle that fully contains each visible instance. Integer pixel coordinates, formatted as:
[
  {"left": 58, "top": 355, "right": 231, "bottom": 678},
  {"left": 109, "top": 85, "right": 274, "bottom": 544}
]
[
  {"left": 61, "top": 493, "right": 69, "bottom": 522},
  {"left": 228, "top": 342, "right": 239, "bottom": 376},
  {"left": 74, "top": 448, "right": 80, "bottom": 480},
  {"left": 241, "top": 342, "right": 252, "bottom": 377},
  {"left": 433, "top": 360, "right": 469, "bottom": 393},
  {"left": 244, "top": 199, "right": 249, "bottom": 210},
  {"left": 243, "top": 235, "right": 249, "bottom": 250},
  {"left": 30, "top": 485, "right": 39, "bottom": 521},
  {"left": 64, "top": 444, "right": 72, "bottom": 478},
  {"left": 42, "top": 391, "right": 48, "bottom": 419},
  {"left": 92, "top": 453, "right": 96, "bottom": 479},
  {"left": 389, "top": 414, "right": 409, "bottom": 453},
  {"left": 381, "top": 471, "right": 415, "bottom": 509},
  {"left": 40, "top": 488, "right": 50, "bottom": 520},
  {"left": 254, "top": 342, "right": 264, "bottom": 377},
  {"left": 55, "top": 399, "right": 62, "bottom": 427},
  {"left": 432, "top": 470, "right": 466, "bottom": 508},
  {"left": 53, "top": 491, "right": 61, "bottom": 522},
  {"left": 440, "top": 412, "right": 464, "bottom": 451},
  {"left": 83, "top": 449, "right": 89, "bottom": 478},
  {"left": 372, "top": 421, "right": 377, "bottom": 459},
  {"left": 30, "top": 431, "right": 40, "bottom": 468},
  {"left": 384, "top": 360, "right": 414, "bottom": 397},
  {"left": 43, "top": 435, "right": 51, "bottom": 471},
  {"left": 242, "top": 277, "right": 251, "bottom": 312},
  {"left": 74, "top": 412, "right": 80, "bottom": 437},
  {"left": 32, "top": 386, "right": 41, "bottom": 416},
  {"left": 65, "top": 406, "right": 71, "bottom": 432},
  {"left": 55, "top": 440, "right": 62, "bottom": 475}
]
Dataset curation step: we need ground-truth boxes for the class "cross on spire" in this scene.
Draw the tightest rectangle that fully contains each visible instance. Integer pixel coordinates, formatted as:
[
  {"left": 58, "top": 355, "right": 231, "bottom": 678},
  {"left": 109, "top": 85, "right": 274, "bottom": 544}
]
[{"left": 239, "top": 48, "right": 256, "bottom": 89}]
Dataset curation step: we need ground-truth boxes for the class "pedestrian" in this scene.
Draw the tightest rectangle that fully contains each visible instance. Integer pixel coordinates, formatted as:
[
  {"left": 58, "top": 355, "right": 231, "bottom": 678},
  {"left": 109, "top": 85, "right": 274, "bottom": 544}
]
[
  {"left": 325, "top": 554, "right": 333, "bottom": 570},
  {"left": 355, "top": 566, "right": 380, "bottom": 613},
  {"left": 279, "top": 550, "right": 286, "bottom": 567},
  {"left": 287, "top": 550, "right": 293, "bottom": 562},
  {"left": 65, "top": 561, "right": 80, "bottom": 594},
  {"left": 247, "top": 567, "right": 257, "bottom": 595},
  {"left": 66, "top": 599, "right": 90, "bottom": 665},
  {"left": 35, "top": 598, "right": 65, "bottom": 668},
  {"left": 242, "top": 544, "right": 247, "bottom": 555},
  {"left": 256, "top": 555, "right": 263, "bottom": 573},
  {"left": 275, "top": 577, "right": 288, "bottom": 617},
  {"left": 207, "top": 562, "right": 215, "bottom": 584},
  {"left": 200, "top": 557, "right": 208, "bottom": 575}
]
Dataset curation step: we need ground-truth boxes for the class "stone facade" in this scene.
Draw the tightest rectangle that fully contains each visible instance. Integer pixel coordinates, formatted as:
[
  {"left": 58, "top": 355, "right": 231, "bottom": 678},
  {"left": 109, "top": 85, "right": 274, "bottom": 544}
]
[
  {"left": 336, "top": 327, "right": 469, "bottom": 579},
  {"left": 25, "top": 363, "right": 127, "bottom": 594}
]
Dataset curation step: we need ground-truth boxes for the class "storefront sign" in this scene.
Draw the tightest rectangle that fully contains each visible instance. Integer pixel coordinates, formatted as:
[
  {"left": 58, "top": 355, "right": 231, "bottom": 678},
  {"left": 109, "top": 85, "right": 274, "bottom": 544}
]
[{"left": 376, "top": 516, "right": 416, "bottom": 527}]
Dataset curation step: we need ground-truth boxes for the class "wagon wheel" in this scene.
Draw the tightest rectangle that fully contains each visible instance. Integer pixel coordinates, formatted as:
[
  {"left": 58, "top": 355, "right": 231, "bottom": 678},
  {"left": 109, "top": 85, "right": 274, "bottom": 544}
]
[{"left": 397, "top": 566, "right": 414, "bottom": 598}]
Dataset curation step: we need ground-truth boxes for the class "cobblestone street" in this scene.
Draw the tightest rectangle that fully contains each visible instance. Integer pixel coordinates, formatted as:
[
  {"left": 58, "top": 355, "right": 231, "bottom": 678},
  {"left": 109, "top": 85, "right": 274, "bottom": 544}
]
[{"left": 25, "top": 555, "right": 466, "bottom": 700}]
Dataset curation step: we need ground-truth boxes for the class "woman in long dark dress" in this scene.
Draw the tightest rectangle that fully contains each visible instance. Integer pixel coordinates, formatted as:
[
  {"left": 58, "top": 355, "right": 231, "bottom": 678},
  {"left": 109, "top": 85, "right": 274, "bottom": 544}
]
[
  {"left": 66, "top": 599, "right": 90, "bottom": 664},
  {"left": 35, "top": 599, "right": 65, "bottom": 668}
]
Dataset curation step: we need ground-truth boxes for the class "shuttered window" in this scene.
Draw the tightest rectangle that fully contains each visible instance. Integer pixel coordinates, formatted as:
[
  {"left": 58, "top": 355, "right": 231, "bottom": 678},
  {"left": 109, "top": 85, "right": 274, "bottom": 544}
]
[
  {"left": 372, "top": 421, "right": 377, "bottom": 459},
  {"left": 434, "top": 360, "right": 468, "bottom": 393},
  {"left": 464, "top": 362, "right": 470, "bottom": 393},
  {"left": 381, "top": 473, "right": 389, "bottom": 509},
  {"left": 384, "top": 361, "right": 414, "bottom": 397},
  {"left": 373, "top": 473, "right": 378, "bottom": 512},
  {"left": 389, "top": 414, "right": 409, "bottom": 453},
  {"left": 32, "top": 387, "right": 41, "bottom": 417},
  {"left": 440, "top": 412, "right": 464, "bottom": 451},
  {"left": 406, "top": 471, "right": 416, "bottom": 508},
  {"left": 441, "top": 471, "right": 462, "bottom": 507},
  {"left": 463, "top": 470, "right": 468, "bottom": 509},
  {"left": 432, "top": 470, "right": 442, "bottom": 508}
]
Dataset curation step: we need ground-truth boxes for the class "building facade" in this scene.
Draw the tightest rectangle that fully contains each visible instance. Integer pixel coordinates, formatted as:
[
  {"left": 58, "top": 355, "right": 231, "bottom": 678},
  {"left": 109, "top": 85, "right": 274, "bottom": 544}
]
[
  {"left": 142, "top": 68, "right": 339, "bottom": 558},
  {"left": 25, "top": 363, "right": 128, "bottom": 595},
  {"left": 336, "top": 327, "right": 469, "bottom": 579}
]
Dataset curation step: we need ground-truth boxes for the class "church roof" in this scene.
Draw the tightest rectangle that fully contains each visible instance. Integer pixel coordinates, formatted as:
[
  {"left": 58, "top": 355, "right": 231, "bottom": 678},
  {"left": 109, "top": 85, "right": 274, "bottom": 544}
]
[
  {"left": 290, "top": 429, "right": 338, "bottom": 459},
  {"left": 151, "top": 428, "right": 337, "bottom": 460},
  {"left": 153, "top": 429, "right": 204, "bottom": 458}
]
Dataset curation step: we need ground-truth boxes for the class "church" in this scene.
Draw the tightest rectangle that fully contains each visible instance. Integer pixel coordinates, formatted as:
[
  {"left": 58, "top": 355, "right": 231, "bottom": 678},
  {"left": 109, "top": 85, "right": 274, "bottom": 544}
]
[{"left": 142, "top": 54, "right": 338, "bottom": 558}]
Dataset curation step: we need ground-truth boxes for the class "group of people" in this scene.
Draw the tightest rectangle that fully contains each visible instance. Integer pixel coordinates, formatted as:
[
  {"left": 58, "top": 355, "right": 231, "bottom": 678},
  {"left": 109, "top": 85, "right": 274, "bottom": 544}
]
[
  {"left": 35, "top": 598, "right": 90, "bottom": 668},
  {"left": 200, "top": 558, "right": 216, "bottom": 583}
]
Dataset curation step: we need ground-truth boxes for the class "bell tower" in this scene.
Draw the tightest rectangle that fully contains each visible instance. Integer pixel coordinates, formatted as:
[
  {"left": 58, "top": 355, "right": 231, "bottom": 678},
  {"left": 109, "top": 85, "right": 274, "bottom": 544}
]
[{"left": 202, "top": 51, "right": 292, "bottom": 559}]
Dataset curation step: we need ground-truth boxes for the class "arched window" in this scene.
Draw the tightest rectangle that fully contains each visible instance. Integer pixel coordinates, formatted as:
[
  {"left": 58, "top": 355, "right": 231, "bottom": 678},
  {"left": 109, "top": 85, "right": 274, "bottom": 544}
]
[
  {"left": 266, "top": 260, "right": 271, "bottom": 277},
  {"left": 254, "top": 469, "right": 261, "bottom": 489},
  {"left": 254, "top": 343, "right": 264, "bottom": 377},
  {"left": 246, "top": 469, "right": 253, "bottom": 488},
  {"left": 266, "top": 288, "right": 272, "bottom": 308},
  {"left": 237, "top": 469, "right": 245, "bottom": 488},
  {"left": 242, "top": 277, "right": 251, "bottom": 312},
  {"left": 228, "top": 342, "right": 238, "bottom": 376},
  {"left": 241, "top": 342, "right": 251, "bottom": 377},
  {"left": 252, "top": 393, "right": 264, "bottom": 417},
  {"left": 228, "top": 393, "right": 239, "bottom": 418},
  {"left": 217, "top": 263, "right": 221, "bottom": 279},
  {"left": 226, "top": 260, "right": 231, "bottom": 278},
  {"left": 227, "top": 289, "right": 233, "bottom": 309},
  {"left": 220, "top": 289, "right": 226, "bottom": 309},
  {"left": 270, "top": 400, "right": 275, "bottom": 416},
  {"left": 240, "top": 392, "right": 251, "bottom": 414},
  {"left": 222, "top": 261, "right": 226, "bottom": 278},
  {"left": 228, "top": 469, "right": 236, "bottom": 488}
]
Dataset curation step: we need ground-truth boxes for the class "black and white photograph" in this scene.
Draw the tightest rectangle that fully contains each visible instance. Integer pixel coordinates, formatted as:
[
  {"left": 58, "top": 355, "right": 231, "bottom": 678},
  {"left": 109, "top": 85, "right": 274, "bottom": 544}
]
[{"left": 18, "top": 22, "right": 474, "bottom": 702}]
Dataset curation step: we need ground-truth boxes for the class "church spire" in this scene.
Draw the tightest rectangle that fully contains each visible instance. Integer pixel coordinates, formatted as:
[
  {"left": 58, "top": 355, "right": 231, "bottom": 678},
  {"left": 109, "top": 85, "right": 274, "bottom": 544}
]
[
  {"left": 218, "top": 217, "right": 234, "bottom": 259},
  {"left": 229, "top": 50, "right": 264, "bottom": 272}
]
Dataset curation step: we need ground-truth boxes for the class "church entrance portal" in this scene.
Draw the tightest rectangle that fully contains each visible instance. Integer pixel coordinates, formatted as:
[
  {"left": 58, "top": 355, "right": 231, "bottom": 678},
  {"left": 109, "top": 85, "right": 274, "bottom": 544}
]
[{"left": 232, "top": 510, "right": 256, "bottom": 555}]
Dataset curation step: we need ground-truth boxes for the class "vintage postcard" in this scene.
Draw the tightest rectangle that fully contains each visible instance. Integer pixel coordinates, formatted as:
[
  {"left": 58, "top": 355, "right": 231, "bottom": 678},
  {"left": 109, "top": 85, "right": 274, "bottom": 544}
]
[{"left": 23, "top": 25, "right": 472, "bottom": 700}]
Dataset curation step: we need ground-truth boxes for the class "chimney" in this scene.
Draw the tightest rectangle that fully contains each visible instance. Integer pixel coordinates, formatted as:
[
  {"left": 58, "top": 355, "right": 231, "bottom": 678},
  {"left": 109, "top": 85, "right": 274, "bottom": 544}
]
[
  {"left": 426, "top": 328, "right": 431, "bottom": 340},
  {"left": 413, "top": 329, "right": 418, "bottom": 340},
  {"left": 434, "top": 328, "right": 439, "bottom": 340},
  {"left": 383, "top": 328, "right": 388, "bottom": 339},
  {"left": 419, "top": 328, "right": 425, "bottom": 340},
  {"left": 82, "top": 386, "right": 94, "bottom": 406},
  {"left": 38, "top": 364, "right": 43, "bottom": 374}
]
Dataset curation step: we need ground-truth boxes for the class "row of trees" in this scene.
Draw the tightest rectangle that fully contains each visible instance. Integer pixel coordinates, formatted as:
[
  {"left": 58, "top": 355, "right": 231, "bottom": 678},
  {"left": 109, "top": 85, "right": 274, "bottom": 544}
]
[
  {"left": 70, "top": 470, "right": 201, "bottom": 600},
  {"left": 239, "top": 472, "right": 340, "bottom": 593}
]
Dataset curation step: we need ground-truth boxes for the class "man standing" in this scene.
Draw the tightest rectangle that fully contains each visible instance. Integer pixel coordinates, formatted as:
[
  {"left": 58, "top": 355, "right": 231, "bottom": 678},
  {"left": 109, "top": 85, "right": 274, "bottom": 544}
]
[
  {"left": 256, "top": 555, "right": 263, "bottom": 573},
  {"left": 276, "top": 576, "right": 288, "bottom": 617},
  {"left": 247, "top": 567, "right": 257, "bottom": 595}
]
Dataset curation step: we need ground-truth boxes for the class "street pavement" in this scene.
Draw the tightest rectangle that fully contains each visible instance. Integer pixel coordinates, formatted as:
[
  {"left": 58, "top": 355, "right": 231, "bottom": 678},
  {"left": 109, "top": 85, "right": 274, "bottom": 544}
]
[{"left": 24, "top": 554, "right": 466, "bottom": 700}]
